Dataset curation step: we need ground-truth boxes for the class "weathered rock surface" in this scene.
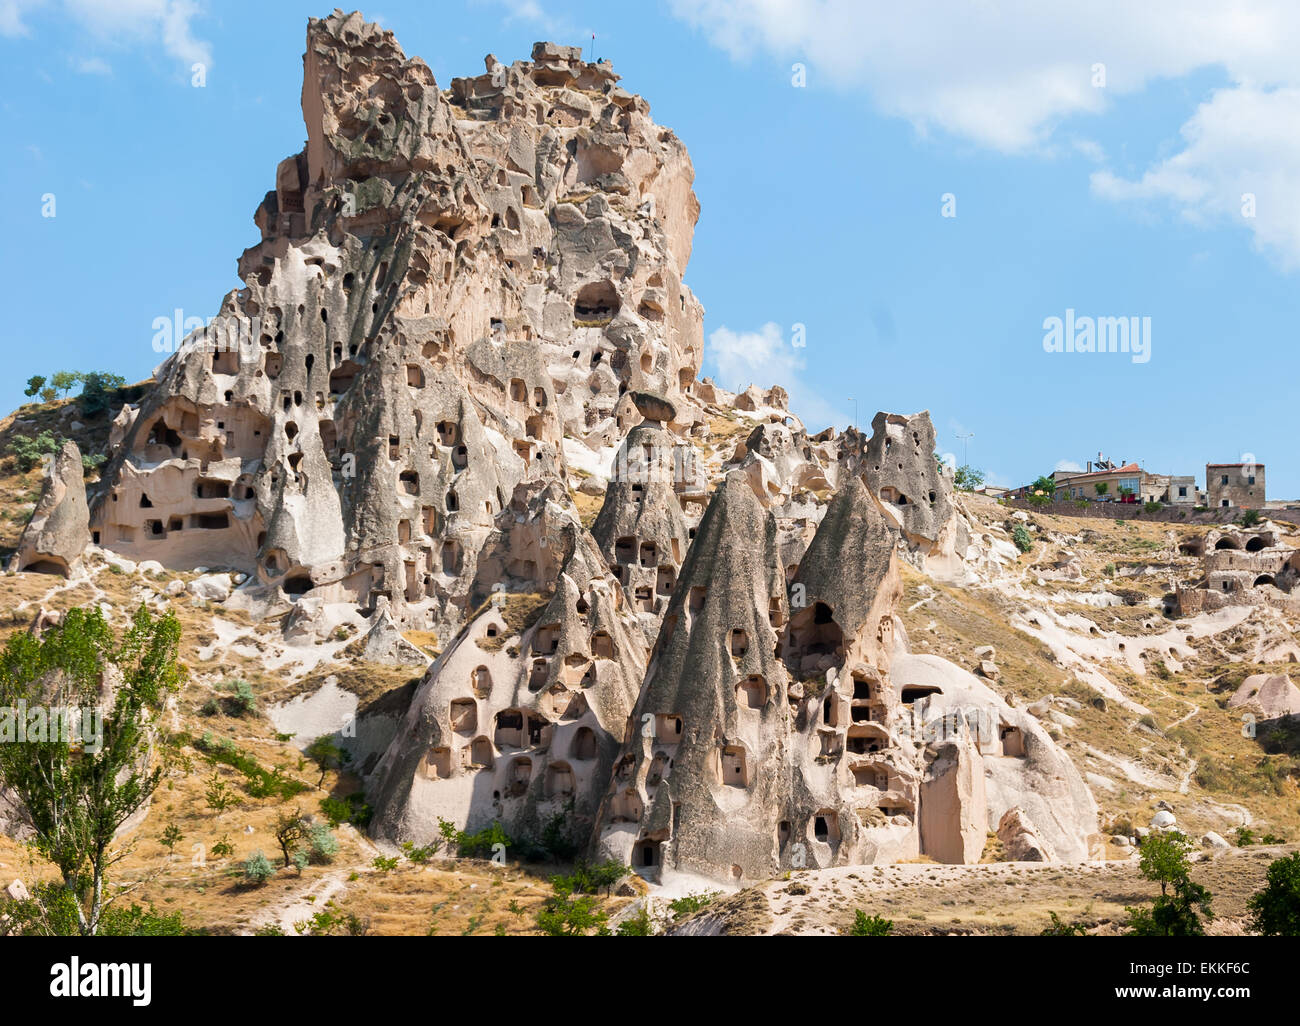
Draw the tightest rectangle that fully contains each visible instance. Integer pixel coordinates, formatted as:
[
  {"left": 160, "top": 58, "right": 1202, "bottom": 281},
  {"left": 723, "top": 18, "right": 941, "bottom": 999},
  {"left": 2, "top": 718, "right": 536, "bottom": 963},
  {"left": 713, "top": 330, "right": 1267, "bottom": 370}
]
[
  {"left": 8, "top": 12, "right": 1075, "bottom": 889},
  {"left": 9, "top": 441, "right": 91, "bottom": 577},
  {"left": 1228, "top": 673, "right": 1300, "bottom": 721}
]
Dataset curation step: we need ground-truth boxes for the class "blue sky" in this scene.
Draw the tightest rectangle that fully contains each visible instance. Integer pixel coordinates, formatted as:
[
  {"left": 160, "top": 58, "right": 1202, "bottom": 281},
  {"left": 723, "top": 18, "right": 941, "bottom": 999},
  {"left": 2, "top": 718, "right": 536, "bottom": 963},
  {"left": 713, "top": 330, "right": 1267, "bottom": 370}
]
[{"left": 3, "top": 1, "right": 1298, "bottom": 496}]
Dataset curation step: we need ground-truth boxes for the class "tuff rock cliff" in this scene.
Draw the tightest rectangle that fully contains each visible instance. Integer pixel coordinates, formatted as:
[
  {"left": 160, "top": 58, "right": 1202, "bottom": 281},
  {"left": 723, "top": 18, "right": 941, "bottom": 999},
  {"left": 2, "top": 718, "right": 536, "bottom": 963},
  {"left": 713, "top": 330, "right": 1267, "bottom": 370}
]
[{"left": 61, "top": 11, "right": 1096, "bottom": 885}]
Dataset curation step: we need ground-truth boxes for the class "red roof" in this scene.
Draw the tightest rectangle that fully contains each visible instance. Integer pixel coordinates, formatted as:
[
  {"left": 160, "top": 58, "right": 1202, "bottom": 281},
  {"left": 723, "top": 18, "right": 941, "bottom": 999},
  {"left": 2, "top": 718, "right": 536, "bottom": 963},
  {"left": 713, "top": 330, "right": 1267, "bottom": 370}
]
[{"left": 1054, "top": 463, "right": 1142, "bottom": 481}]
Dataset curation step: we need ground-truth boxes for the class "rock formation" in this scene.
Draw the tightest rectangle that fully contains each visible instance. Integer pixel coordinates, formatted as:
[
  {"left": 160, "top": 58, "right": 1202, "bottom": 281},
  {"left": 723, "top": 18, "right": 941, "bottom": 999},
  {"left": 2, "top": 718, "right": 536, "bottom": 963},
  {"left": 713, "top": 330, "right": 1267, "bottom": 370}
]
[
  {"left": 7, "top": 11, "right": 1102, "bottom": 885},
  {"left": 9, "top": 440, "right": 91, "bottom": 577}
]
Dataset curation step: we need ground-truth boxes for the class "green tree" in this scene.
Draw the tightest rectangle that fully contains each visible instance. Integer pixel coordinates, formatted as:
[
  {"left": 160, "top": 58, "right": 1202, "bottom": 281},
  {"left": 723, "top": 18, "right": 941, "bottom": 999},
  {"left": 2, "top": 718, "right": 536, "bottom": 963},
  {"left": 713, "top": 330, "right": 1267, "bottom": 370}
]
[
  {"left": 1246, "top": 851, "right": 1300, "bottom": 936},
  {"left": 954, "top": 465, "right": 985, "bottom": 491},
  {"left": 1238, "top": 509, "right": 1263, "bottom": 528},
  {"left": 1125, "top": 832, "right": 1213, "bottom": 936},
  {"left": 50, "top": 370, "right": 82, "bottom": 398},
  {"left": 78, "top": 372, "right": 126, "bottom": 417},
  {"left": 24, "top": 375, "right": 47, "bottom": 398},
  {"left": 272, "top": 808, "right": 308, "bottom": 868},
  {"left": 0, "top": 604, "right": 183, "bottom": 935},
  {"left": 159, "top": 823, "right": 183, "bottom": 852},
  {"left": 305, "top": 735, "right": 347, "bottom": 787},
  {"left": 848, "top": 910, "right": 893, "bottom": 935},
  {"left": 204, "top": 773, "right": 237, "bottom": 815},
  {"left": 1030, "top": 475, "right": 1057, "bottom": 497},
  {"left": 1094, "top": 482, "right": 1109, "bottom": 498}
]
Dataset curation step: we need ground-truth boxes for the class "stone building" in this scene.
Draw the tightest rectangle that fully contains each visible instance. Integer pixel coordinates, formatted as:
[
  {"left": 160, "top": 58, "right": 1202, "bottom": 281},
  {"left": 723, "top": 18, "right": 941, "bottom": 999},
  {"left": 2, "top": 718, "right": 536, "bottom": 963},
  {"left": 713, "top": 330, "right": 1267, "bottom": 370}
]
[{"left": 1206, "top": 462, "right": 1265, "bottom": 509}]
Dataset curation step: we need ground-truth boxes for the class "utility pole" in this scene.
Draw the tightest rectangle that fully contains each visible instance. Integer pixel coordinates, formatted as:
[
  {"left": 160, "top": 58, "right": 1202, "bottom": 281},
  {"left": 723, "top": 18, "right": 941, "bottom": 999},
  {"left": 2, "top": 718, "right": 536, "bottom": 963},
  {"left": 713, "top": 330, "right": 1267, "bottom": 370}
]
[{"left": 956, "top": 431, "right": 974, "bottom": 468}]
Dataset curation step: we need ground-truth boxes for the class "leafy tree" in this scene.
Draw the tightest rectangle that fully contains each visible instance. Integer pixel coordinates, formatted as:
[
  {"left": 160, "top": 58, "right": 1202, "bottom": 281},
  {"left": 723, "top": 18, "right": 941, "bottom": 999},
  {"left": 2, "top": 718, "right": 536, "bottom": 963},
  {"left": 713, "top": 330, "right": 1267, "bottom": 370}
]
[
  {"left": 211, "top": 834, "right": 235, "bottom": 858},
  {"left": 0, "top": 604, "right": 183, "bottom": 936},
  {"left": 1246, "top": 852, "right": 1300, "bottom": 936},
  {"left": 305, "top": 735, "right": 347, "bottom": 787},
  {"left": 1125, "top": 832, "right": 1213, "bottom": 936},
  {"left": 1030, "top": 475, "right": 1057, "bottom": 497},
  {"left": 1238, "top": 508, "right": 1263, "bottom": 528},
  {"left": 1094, "top": 482, "right": 1109, "bottom": 498},
  {"left": 954, "top": 465, "right": 985, "bottom": 491},
  {"left": 40, "top": 386, "right": 58, "bottom": 403},
  {"left": 204, "top": 773, "right": 237, "bottom": 814},
  {"left": 50, "top": 370, "right": 82, "bottom": 398},
  {"left": 24, "top": 375, "right": 46, "bottom": 398},
  {"left": 159, "top": 823, "right": 183, "bottom": 852},
  {"left": 2, "top": 882, "right": 189, "bottom": 936},
  {"left": 848, "top": 910, "right": 893, "bottom": 935},
  {"left": 78, "top": 371, "right": 126, "bottom": 417},
  {"left": 1027, "top": 492, "right": 1052, "bottom": 509},
  {"left": 272, "top": 808, "right": 309, "bottom": 868}
]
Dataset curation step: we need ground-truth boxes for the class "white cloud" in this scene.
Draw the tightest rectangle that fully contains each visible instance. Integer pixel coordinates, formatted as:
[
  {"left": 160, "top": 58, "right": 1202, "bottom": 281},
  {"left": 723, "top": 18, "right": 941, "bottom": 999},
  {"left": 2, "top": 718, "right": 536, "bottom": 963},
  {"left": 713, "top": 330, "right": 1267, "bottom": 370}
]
[
  {"left": 1054, "top": 459, "right": 1085, "bottom": 473},
  {"left": 0, "top": 0, "right": 43, "bottom": 36},
  {"left": 706, "top": 321, "right": 845, "bottom": 430},
  {"left": 3, "top": 0, "right": 212, "bottom": 68},
  {"left": 1092, "top": 85, "right": 1300, "bottom": 270},
  {"left": 669, "top": 1, "right": 1300, "bottom": 267},
  {"left": 74, "top": 54, "right": 110, "bottom": 74}
]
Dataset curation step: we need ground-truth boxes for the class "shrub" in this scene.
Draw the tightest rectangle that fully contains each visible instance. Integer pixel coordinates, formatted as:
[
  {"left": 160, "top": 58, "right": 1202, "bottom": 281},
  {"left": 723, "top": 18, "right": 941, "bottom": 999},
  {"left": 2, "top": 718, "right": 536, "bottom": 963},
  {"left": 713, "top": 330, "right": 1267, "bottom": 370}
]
[
  {"left": 211, "top": 835, "right": 235, "bottom": 858},
  {"left": 1247, "top": 852, "right": 1300, "bottom": 936},
  {"left": 320, "top": 793, "right": 371, "bottom": 828},
  {"left": 1238, "top": 508, "right": 1263, "bottom": 528},
  {"left": 307, "top": 823, "right": 339, "bottom": 864},
  {"left": 9, "top": 430, "right": 62, "bottom": 472},
  {"left": 552, "top": 860, "right": 629, "bottom": 897},
  {"left": 372, "top": 855, "right": 399, "bottom": 872},
  {"left": 616, "top": 907, "right": 654, "bottom": 936},
  {"left": 848, "top": 910, "right": 894, "bottom": 936},
  {"left": 223, "top": 678, "right": 257, "bottom": 717},
  {"left": 1144, "top": 501, "right": 1162, "bottom": 514},
  {"left": 401, "top": 839, "right": 442, "bottom": 864},
  {"left": 454, "top": 821, "right": 511, "bottom": 859},
  {"left": 1040, "top": 911, "right": 1087, "bottom": 936},
  {"left": 243, "top": 851, "right": 274, "bottom": 885},
  {"left": 668, "top": 891, "right": 719, "bottom": 920},
  {"left": 534, "top": 894, "right": 607, "bottom": 936},
  {"left": 1012, "top": 525, "right": 1033, "bottom": 553}
]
